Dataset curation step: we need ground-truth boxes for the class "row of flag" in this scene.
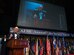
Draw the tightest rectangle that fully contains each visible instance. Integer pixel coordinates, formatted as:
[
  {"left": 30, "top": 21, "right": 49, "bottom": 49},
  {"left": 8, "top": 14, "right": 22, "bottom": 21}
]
[{"left": 24, "top": 36, "right": 65, "bottom": 55}]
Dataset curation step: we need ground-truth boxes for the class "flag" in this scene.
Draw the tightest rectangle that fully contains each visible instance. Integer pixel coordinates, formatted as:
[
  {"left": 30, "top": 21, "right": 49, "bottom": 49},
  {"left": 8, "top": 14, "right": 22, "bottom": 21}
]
[
  {"left": 53, "top": 37, "right": 56, "bottom": 55},
  {"left": 58, "top": 40, "right": 62, "bottom": 55},
  {"left": 56, "top": 37, "right": 61, "bottom": 55},
  {"left": 53, "top": 37, "right": 56, "bottom": 49},
  {"left": 36, "top": 39, "right": 38, "bottom": 55},
  {"left": 38, "top": 38, "right": 44, "bottom": 55},
  {"left": 31, "top": 39, "right": 36, "bottom": 55},
  {"left": 62, "top": 36, "right": 66, "bottom": 48},
  {"left": 62, "top": 36, "right": 66, "bottom": 55},
  {"left": 25, "top": 40, "right": 30, "bottom": 55},
  {"left": 39, "top": 46, "right": 44, "bottom": 55},
  {"left": 62, "top": 36, "right": 65, "bottom": 50},
  {"left": 56, "top": 45, "right": 60, "bottom": 55},
  {"left": 31, "top": 38, "right": 38, "bottom": 55},
  {"left": 58, "top": 40, "right": 61, "bottom": 49},
  {"left": 46, "top": 37, "right": 51, "bottom": 55}
]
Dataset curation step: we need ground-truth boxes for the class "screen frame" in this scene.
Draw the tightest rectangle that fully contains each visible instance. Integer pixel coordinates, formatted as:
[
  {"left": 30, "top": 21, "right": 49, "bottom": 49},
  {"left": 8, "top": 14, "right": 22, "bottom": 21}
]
[{"left": 17, "top": 0, "right": 67, "bottom": 31}]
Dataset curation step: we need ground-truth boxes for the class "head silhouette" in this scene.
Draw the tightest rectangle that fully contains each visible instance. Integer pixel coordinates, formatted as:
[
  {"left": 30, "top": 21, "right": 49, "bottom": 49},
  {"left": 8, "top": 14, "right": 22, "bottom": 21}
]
[{"left": 13, "top": 27, "right": 19, "bottom": 33}]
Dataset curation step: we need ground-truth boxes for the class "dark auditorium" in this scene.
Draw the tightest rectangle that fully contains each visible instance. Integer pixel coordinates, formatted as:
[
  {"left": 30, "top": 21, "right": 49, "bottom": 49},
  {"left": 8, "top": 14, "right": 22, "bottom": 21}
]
[{"left": 0, "top": 0, "right": 74, "bottom": 55}]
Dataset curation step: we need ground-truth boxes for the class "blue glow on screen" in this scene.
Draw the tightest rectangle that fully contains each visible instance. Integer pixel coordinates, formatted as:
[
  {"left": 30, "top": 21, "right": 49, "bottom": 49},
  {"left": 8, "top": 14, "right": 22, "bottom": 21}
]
[{"left": 25, "top": 1, "right": 43, "bottom": 10}]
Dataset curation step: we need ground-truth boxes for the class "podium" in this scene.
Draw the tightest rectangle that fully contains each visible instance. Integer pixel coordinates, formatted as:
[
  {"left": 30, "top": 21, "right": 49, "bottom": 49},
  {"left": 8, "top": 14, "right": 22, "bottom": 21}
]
[{"left": 7, "top": 39, "right": 28, "bottom": 55}]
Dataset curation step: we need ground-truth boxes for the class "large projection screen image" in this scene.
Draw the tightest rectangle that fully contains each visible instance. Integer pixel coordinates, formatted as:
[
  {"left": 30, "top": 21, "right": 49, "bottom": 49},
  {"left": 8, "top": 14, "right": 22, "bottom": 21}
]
[{"left": 17, "top": 0, "right": 67, "bottom": 31}]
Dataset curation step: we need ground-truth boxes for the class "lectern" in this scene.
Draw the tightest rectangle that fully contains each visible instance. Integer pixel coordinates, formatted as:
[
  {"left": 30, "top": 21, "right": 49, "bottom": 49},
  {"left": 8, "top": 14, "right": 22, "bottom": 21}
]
[{"left": 7, "top": 39, "right": 28, "bottom": 55}]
